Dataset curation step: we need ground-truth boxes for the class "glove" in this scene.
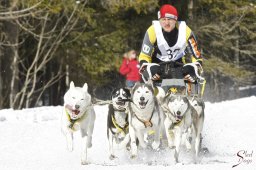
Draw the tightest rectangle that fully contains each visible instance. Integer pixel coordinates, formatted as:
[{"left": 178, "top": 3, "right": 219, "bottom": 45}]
[
  {"left": 183, "top": 65, "right": 196, "bottom": 83},
  {"left": 139, "top": 62, "right": 161, "bottom": 82},
  {"left": 183, "top": 62, "right": 204, "bottom": 83}
]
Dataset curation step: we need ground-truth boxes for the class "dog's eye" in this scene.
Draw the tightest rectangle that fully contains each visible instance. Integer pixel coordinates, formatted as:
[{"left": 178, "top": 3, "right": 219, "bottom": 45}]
[
  {"left": 81, "top": 98, "right": 84, "bottom": 101},
  {"left": 137, "top": 91, "right": 140, "bottom": 93},
  {"left": 145, "top": 91, "right": 149, "bottom": 93},
  {"left": 72, "top": 97, "right": 75, "bottom": 99}
]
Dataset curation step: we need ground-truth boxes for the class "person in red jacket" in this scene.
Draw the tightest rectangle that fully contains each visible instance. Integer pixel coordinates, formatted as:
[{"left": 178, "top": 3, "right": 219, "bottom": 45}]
[{"left": 119, "top": 50, "right": 141, "bottom": 88}]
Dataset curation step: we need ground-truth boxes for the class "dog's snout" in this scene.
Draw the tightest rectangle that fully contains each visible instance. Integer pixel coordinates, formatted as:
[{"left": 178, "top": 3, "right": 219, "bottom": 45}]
[
  {"left": 75, "top": 105, "right": 80, "bottom": 109},
  {"left": 140, "top": 97, "right": 145, "bottom": 101},
  {"left": 177, "top": 111, "right": 181, "bottom": 115},
  {"left": 118, "top": 97, "right": 122, "bottom": 100}
]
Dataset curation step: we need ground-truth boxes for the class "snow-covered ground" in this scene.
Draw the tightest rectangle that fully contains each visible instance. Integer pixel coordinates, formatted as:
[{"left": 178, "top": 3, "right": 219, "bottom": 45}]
[{"left": 0, "top": 96, "right": 255, "bottom": 170}]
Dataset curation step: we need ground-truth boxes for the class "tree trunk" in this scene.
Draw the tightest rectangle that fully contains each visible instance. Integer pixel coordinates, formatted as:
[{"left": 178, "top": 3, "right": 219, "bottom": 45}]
[{"left": 9, "top": 23, "right": 19, "bottom": 108}]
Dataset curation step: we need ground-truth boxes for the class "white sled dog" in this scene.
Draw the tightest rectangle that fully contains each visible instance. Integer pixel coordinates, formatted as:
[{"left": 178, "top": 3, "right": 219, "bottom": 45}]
[
  {"left": 61, "top": 81, "right": 96, "bottom": 165},
  {"left": 128, "top": 82, "right": 164, "bottom": 158},
  {"left": 107, "top": 88, "right": 131, "bottom": 160},
  {"left": 161, "top": 94, "right": 204, "bottom": 163}
]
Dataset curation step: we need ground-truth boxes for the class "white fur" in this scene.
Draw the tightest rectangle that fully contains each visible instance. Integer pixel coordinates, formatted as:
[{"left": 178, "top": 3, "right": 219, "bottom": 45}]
[
  {"left": 128, "top": 83, "right": 164, "bottom": 158},
  {"left": 61, "top": 81, "right": 96, "bottom": 165},
  {"left": 162, "top": 95, "right": 201, "bottom": 163}
]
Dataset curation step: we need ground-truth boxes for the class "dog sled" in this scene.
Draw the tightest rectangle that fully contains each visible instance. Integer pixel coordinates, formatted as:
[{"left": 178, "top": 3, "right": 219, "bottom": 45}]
[{"left": 140, "top": 60, "right": 206, "bottom": 98}]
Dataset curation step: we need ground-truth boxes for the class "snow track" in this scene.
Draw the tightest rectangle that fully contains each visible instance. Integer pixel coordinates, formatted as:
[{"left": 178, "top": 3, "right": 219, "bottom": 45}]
[{"left": 0, "top": 96, "right": 255, "bottom": 170}]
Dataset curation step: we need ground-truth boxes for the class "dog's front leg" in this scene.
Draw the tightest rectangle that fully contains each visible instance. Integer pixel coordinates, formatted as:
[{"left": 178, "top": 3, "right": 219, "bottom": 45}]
[
  {"left": 129, "top": 125, "right": 137, "bottom": 159},
  {"left": 164, "top": 118, "right": 174, "bottom": 148},
  {"left": 191, "top": 125, "right": 200, "bottom": 164},
  {"left": 136, "top": 131, "right": 147, "bottom": 149},
  {"left": 174, "top": 127, "right": 182, "bottom": 163},
  {"left": 81, "top": 130, "right": 89, "bottom": 165},
  {"left": 87, "top": 110, "right": 95, "bottom": 148},
  {"left": 117, "top": 133, "right": 130, "bottom": 150},
  {"left": 184, "top": 128, "right": 192, "bottom": 150},
  {"left": 152, "top": 127, "right": 161, "bottom": 150},
  {"left": 66, "top": 130, "right": 73, "bottom": 152},
  {"left": 108, "top": 130, "right": 116, "bottom": 160}
]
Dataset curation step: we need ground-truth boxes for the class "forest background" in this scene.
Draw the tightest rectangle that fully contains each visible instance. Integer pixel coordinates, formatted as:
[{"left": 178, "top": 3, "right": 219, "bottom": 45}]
[{"left": 0, "top": 0, "right": 255, "bottom": 109}]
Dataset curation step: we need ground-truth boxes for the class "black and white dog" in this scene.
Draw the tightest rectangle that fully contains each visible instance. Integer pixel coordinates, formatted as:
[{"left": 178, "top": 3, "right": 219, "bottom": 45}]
[{"left": 107, "top": 88, "right": 131, "bottom": 160}]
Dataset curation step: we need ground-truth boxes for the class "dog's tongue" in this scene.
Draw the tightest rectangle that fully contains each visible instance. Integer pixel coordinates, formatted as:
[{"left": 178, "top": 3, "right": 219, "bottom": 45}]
[
  {"left": 72, "top": 110, "right": 80, "bottom": 115},
  {"left": 177, "top": 115, "right": 182, "bottom": 120},
  {"left": 139, "top": 101, "right": 146, "bottom": 106},
  {"left": 65, "top": 104, "right": 80, "bottom": 116}
]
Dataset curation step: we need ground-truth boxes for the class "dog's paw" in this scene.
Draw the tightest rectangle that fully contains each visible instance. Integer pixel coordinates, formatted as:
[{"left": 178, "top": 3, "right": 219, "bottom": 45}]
[
  {"left": 81, "top": 160, "right": 89, "bottom": 165},
  {"left": 130, "top": 154, "right": 137, "bottom": 159},
  {"left": 168, "top": 141, "right": 175, "bottom": 149},
  {"left": 169, "top": 145, "right": 176, "bottom": 149},
  {"left": 67, "top": 145, "right": 73, "bottom": 152},
  {"left": 87, "top": 142, "right": 92, "bottom": 148},
  {"left": 140, "top": 143, "right": 147, "bottom": 149},
  {"left": 109, "top": 154, "right": 117, "bottom": 160},
  {"left": 126, "top": 145, "right": 131, "bottom": 151},
  {"left": 152, "top": 141, "right": 160, "bottom": 150}
]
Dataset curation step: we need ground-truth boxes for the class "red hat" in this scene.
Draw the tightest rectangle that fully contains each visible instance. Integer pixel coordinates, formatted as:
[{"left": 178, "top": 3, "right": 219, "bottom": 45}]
[{"left": 158, "top": 4, "right": 178, "bottom": 20}]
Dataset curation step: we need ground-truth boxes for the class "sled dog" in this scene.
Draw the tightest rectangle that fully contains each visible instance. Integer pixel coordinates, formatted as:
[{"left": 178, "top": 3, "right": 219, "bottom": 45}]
[
  {"left": 162, "top": 94, "right": 204, "bottom": 163},
  {"left": 107, "top": 88, "right": 131, "bottom": 160},
  {"left": 61, "top": 81, "right": 96, "bottom": 165},
  {"left": 189, "top": 96, "right": 205, "bottom": 158},
  {"left": 128, "top": 82, "right": 164, "bottom": 158}
]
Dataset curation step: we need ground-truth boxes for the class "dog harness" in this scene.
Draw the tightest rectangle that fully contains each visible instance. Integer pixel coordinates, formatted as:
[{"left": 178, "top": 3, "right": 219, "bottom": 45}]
[
  {"left": 131, "top": 100, "right": 161, "bottom": 128},
  {"left": 134, "top": 112, "right": 154, "bottom": 128},
  {"left": 111, "top": 115, "right": 129, "bottom": 134}
]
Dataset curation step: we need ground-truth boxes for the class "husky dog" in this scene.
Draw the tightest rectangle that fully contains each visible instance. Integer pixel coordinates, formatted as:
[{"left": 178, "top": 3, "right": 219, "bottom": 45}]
[
  {"left": 161, "top": 94, "right": 204, "bottom": 163},
  {"left": 189, "top": 96, "right": 206, "bottom": 155},
  {"left": 107, "top": 88, "right": 131, "bottom": 160},
  {"left": 128, "top": 82, "right": 164, "bottom": 158},
  {"left": 61, "top": 81, "right": 96, "bottom": 165}
]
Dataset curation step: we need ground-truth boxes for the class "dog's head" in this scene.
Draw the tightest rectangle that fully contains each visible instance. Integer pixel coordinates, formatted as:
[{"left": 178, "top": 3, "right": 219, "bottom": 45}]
[
  {"left": 111, "top": 88, "right": 131, "bottom": 110},
  {"left": 131, "top": 82, "right": 155, "bottom": 109},
  {"left": 189, "top": 97, "right": 205, "bottom": 116},
  {"left": 164, "top": 95, "right": 189, "bottom": 121},
  {"left": 64, "top": 81, "right": 91, "bottom": 120}
]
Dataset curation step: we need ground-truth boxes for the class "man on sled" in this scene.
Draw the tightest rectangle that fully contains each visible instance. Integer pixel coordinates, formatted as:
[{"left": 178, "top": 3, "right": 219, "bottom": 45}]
[{"left": 139, "top": 4, "right": 205, "bottom": 96}]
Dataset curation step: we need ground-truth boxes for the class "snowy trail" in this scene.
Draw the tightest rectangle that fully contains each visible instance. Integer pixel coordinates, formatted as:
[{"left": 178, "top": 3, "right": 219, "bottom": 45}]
[{"left": 0, "top": 96, "right": 255, "bottom": 170}]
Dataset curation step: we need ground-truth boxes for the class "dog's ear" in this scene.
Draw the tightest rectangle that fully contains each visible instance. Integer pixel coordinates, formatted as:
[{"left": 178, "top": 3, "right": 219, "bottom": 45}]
[
  {"left": 111, "top": 88, "right": 118, "bottom": 97},
  {"left": 182, "top": 96, "right": 189, "bottom": 103},
  {"left": 83, "top": 83, "right": 88, "bottom": 92},
  {"left": 146, "top": 79, "right": 154, "bottom": 88},
  {"left": 169, "top": 95, "right": 176, "bottom": 103},
  {"left": 134, "top": 82, "right": 141, "bottom": 87},
  {"left": 70, "top": 81, "right": 75, "bottom": 89},
  {"left": 123, "top": 88, "right": 131, "bottom": 98},
  {"left": 132, "top": 82, "right": 140, "bottom": 91}
]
